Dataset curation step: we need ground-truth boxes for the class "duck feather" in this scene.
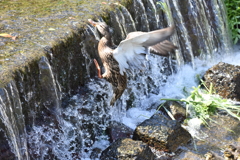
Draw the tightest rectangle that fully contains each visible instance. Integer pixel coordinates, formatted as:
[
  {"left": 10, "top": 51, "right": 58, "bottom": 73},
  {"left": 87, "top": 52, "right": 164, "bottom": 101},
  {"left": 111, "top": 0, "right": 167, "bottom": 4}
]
[{"left": 113, "top": 26, "right": 175, "bottom": 75}]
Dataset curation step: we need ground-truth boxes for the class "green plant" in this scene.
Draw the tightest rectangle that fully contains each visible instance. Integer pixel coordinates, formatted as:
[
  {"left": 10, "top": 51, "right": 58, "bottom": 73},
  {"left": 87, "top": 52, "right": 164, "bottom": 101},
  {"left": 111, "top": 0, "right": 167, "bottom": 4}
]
[
  {"left": 161, "top": 83, "right": 240, "bottom": 125},
  {"left": 224, "top": 0, "right": 240, "bottom": 44}
]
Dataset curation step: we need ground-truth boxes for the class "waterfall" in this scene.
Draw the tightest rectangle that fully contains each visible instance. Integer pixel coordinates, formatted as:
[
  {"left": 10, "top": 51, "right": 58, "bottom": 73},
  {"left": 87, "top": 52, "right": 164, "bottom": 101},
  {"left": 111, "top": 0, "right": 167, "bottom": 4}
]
[
  {"left": 166, "top": 0, "right": 232, "bottom": 65},
  {"left": 0, "top": 81, "right": 29, "bottom": 160},
  {"left": 0, "top": 0, "right": 232, "bottom": 159}
]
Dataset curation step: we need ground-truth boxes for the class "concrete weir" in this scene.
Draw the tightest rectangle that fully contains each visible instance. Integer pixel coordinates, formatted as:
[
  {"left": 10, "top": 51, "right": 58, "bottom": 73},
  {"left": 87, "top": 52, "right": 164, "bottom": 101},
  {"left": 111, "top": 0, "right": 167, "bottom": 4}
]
[{"left": 0, "top": 1, "right": 115, "bottom": 159}]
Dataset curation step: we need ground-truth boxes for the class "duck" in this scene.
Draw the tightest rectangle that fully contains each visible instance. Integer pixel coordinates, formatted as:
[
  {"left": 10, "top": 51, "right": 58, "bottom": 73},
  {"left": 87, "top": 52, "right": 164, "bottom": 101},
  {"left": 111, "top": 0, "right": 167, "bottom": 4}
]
[{"left": 88, "top": 19, "right": 177, "bottom": 106}]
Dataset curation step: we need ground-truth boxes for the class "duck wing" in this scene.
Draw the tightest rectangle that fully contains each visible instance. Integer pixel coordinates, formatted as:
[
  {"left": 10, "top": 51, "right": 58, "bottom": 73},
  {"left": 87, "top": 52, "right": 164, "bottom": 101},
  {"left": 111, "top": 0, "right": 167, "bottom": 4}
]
[
  {"left": 150, "top": 40, "right": 178, "bottom": 56},
  {"left": 113, "top": 26, "right": 176, "bottom": 75}
]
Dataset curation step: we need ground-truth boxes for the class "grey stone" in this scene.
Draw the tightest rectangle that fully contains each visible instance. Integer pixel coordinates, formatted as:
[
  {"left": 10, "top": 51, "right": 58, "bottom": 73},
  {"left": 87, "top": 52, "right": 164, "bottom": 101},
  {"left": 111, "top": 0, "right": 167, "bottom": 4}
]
[
  {"left": 203, "top": 62, "right": 240, "bottom": 101},
  {"left": 133, "top": 114, "right": 191, "bottom": 152},
  {"left": 100, "top": 138, "right": 154, "bottom": 160}
]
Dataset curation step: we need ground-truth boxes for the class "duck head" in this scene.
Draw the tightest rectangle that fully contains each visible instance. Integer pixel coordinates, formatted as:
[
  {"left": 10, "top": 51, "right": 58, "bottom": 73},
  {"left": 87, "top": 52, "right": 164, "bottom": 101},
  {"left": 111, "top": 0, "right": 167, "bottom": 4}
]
[{"left": 88, "top": 19, "right": 110, "bottom": 38}]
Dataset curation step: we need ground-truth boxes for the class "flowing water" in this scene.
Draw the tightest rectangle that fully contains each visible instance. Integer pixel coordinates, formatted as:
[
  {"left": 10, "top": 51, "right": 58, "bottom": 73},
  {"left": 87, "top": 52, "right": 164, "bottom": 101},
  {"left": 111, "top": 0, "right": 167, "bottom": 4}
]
[{"left": 0, "top": 0, "right": 236, "bottom": 159}]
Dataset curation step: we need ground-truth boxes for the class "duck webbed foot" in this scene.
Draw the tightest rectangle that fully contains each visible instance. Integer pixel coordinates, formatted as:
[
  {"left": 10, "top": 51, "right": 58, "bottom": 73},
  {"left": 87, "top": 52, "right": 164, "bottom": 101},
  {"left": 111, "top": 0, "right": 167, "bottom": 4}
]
[{"left": 94, "top": 59, "right": 103, "bottom": 79}]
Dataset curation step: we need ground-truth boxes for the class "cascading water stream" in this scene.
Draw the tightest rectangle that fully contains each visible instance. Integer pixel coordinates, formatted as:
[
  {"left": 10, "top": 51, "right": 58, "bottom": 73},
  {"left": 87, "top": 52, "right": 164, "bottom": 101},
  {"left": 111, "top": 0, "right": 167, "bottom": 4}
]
[
  {"left": 0, "top": 81, "right": 29, "bottom": 160},
  {"left": 0, "top": 0, "right": 234, "bottom": 159},
  {"left": 170, "top": 0, "right": 195, "bottom": 67}
]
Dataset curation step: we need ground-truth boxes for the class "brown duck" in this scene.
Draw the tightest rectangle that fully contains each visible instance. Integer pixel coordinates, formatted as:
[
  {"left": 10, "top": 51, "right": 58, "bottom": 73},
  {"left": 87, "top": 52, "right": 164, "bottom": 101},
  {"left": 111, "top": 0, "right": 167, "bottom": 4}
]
[{"left": 88, "top": 19, "right": 177, "bottom": 106}]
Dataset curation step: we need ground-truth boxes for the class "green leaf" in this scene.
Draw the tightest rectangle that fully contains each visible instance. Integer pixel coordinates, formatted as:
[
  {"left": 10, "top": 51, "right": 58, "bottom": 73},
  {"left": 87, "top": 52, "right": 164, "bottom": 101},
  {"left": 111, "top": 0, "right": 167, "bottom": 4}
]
[{"left": 161, "top": 79, "right": 240, "bottom": 126}]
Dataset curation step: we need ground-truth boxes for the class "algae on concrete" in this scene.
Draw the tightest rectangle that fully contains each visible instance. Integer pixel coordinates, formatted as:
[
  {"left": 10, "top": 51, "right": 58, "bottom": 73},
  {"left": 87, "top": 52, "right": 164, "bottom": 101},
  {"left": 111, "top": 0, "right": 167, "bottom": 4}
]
[{"left": 0, "top": 0, "right": 126, "bottom": 87}]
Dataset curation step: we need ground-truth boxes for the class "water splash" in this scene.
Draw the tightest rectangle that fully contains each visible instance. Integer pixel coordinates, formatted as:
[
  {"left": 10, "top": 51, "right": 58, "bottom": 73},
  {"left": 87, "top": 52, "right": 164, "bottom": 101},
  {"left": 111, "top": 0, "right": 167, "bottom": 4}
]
[{"left": 62, "top": 79, "right": 112, "bottom": 159}]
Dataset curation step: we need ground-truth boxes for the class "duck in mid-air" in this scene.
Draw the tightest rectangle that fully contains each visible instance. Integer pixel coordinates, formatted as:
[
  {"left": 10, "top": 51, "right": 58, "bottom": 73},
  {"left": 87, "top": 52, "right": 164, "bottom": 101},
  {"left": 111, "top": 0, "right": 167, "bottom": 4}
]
[{"left": 88, "top": 19, "right": 177, "bottom": 106}]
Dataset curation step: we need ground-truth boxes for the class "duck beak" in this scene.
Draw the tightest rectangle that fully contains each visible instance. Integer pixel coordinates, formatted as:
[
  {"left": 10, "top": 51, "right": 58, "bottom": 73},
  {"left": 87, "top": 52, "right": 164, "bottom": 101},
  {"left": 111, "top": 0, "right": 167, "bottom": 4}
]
[
  {"left": 88, "top": 19, "right": 97, "bottom": 27},
  {"left": 87, "top": 19, "right": 100, "bottom": 41}
]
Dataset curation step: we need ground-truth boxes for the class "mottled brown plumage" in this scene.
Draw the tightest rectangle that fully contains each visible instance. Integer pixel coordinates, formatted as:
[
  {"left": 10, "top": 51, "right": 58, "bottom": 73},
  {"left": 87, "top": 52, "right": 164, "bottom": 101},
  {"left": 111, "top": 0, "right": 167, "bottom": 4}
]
[{"left": 88, "top": 19, "right": 177, "bottom": 105}]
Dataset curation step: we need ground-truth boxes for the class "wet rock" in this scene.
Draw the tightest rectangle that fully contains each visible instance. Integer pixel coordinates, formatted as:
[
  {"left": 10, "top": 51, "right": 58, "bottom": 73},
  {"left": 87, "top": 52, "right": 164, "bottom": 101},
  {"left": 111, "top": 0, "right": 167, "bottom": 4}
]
[
  {"left": 150, "top": 147, "right": 175, "bottom": 160},
  {"left": 173, "top": 114, "right": 240, "bottom": 160},
  {"left": 205, "top": 152, "right": 224, "bottom": 160},
  {"left": 107, "top": 121, "right": 134, "bottom": 142},
  {"left": 90, "top": 147, "right": 102, "bottom": 159},
  {"left": 100, "top": 138, "right": 154, "bottom": 160},
  {"left": 226, "top": 145, "right": 240, "bottom": 160},
  {"left": 176, "top": 151, "right": 204, "bottom": 160},
  {"left": 0, "top": 130, "right": 15, "bottom": 160},
  {"left": 133, "top": 114, "right": 192, "bottom": 152},
  {"left": 159, "top": 101, "right": 186, "bottom": 123},
  {"left": 203, "top": 62, "right": 240, "bottom": 101},
  {"left": 223, "top": 150, "right": 234, "bottom": 160}
]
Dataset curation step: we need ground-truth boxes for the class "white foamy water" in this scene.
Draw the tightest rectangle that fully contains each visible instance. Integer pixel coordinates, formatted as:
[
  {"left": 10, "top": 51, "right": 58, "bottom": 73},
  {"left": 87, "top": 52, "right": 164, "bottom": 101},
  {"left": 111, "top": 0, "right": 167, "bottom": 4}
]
[
  {"left": 77, "top": 45, "right": 240, "bottom": 159},
  {"left": 28, "top": 46, "right": 239, "bottom": 160},
  {"left": 120, "top": 46, "right": 240, "bottom": 130}
]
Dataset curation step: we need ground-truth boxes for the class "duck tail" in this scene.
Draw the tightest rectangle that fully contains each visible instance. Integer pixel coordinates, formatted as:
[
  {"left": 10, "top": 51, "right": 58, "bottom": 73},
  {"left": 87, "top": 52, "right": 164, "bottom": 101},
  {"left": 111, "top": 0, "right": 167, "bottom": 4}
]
[{"left": 110, "top": 88, "right": 125, "bottom": 106}]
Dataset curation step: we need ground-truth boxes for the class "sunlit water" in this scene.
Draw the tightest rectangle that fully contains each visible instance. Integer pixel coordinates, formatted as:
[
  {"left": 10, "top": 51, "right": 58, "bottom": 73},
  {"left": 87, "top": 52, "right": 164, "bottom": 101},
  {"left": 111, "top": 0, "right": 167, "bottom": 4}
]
[
  {"left": 26, "top": 46, "right": 240, "bottom": 160},
  {"left": 78, "top": 46, "right": 240, "bottom": 159},
  {"left": 121, "top": 46, "right": 240, "bottom": 126}
]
